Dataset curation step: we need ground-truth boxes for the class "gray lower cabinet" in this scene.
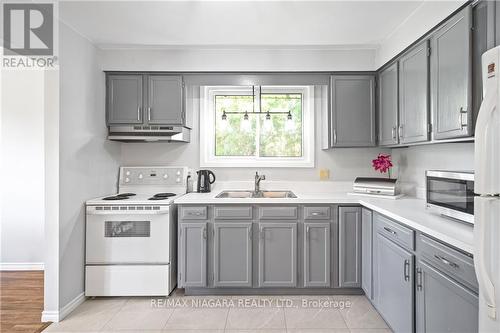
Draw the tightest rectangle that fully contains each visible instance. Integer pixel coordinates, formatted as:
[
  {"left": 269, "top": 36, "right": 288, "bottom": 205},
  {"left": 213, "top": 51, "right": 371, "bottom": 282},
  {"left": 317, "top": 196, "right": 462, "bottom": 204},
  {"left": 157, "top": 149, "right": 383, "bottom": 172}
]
[
  {"left": 399, "top": 40, "right": 430, "bottom": 144},
  {"left": 378, "top": 63, "right": 399, "bottom": 146},
  {"left": 303, "top": 222, "right": 330, "bottom": 287},
  {"left": 329, "top": 75, "right": 376, "bottom": 147},
  {"left": 213, "top": 222, "right": 252, "bottom": 287},
  {"left": 147, "top": 75, "right": 184, "bottom": 125},
  {"left": 179, "top": 223, "right": 207, "bottom": 287},
  {"left": 258, "top": 222, "right": 297, "bottom": 287},
  {"left": 338, "top": 207, "right": 362, "bottom": 288},
  {"left": 107, "top": 74, "right": 143, "bottom": 125},
  {"left": 416, "top": 260, "right": 478, "bottom": 333},
  {"left": 361, "top": 208, "right": 373, "bottom": 300},
  {"left": 375, "top": 233, "right": 414, "bottom": 333},
  {"left": 431, "top": 6, "right": 472, "bottom": 140}
]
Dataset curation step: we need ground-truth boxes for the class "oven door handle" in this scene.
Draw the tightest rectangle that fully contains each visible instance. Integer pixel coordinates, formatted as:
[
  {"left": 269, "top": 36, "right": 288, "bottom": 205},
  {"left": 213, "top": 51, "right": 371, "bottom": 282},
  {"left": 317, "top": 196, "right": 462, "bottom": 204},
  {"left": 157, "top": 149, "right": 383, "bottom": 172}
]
[{"left": 86, "top": 208, "right": 169, "bottom": 215}]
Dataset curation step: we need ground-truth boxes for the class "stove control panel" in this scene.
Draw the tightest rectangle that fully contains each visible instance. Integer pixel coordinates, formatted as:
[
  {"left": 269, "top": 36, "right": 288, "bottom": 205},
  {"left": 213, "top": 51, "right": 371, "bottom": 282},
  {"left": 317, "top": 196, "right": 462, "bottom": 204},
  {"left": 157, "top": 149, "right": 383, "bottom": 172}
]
[{"left": 119, "top": 167, "right": 187, "bottom": 186}]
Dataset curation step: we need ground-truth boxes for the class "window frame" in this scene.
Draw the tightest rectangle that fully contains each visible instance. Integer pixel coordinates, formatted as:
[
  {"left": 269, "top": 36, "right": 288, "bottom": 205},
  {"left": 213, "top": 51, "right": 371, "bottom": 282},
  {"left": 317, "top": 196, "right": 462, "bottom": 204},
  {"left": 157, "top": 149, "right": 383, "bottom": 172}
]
[{"left": 200, "top": 85, "right": 315, "bottom": 168}]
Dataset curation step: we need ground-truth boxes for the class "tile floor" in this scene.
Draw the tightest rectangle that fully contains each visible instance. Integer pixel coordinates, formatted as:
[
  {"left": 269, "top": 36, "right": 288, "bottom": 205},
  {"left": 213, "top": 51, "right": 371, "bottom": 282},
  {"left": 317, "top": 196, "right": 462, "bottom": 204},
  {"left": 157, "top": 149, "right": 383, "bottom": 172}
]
[{"left": 43, "top": 290, "right": 392, "bottom": 333}]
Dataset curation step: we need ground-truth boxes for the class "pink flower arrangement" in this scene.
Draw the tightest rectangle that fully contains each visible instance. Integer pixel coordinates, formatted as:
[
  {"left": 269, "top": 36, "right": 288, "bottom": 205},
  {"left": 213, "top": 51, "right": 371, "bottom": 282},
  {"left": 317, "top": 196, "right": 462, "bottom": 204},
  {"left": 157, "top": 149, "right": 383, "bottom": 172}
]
[{"left": 372, "top": 153, "right": 393, "bottom": 175}]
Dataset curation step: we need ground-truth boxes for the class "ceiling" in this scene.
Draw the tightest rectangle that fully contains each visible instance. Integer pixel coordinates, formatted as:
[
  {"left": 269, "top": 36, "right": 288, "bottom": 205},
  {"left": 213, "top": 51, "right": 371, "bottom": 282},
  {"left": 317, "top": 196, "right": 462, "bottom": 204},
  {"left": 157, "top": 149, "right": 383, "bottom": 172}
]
[{"left": 60, "top": 1, "right": 425, "bottom": 49}]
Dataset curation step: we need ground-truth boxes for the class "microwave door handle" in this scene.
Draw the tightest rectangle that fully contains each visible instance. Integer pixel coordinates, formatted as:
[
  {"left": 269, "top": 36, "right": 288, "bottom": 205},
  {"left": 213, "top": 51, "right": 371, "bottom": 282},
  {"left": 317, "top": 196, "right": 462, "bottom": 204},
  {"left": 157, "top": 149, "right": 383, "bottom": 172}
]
[{"left": 474, "top": 197, "right": 497, "bottom": 320}]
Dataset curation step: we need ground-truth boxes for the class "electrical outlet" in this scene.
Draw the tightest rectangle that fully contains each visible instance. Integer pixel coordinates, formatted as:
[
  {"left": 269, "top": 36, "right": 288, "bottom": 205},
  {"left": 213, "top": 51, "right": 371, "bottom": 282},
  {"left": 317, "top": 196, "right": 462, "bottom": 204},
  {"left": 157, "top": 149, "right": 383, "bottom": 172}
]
[{"left": 319, "top": 169, "right": 330, "bottom": 180}]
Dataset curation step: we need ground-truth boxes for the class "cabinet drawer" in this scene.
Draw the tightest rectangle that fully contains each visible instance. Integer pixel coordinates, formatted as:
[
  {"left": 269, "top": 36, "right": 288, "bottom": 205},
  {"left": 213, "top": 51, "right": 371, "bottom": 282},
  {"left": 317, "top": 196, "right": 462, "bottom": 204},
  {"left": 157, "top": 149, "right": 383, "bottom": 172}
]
[
  {"left": 418, "top": 234, "right": 478, "bottom": 291},
  {"left": 258, "top": 206, "right": 298, "bottom": 220},
  {"left": 214, "top": 206, "right": 252, "bottom": 220},
  {"left": 180, "top": 206, "right": 208, "bottom": 220},
  {"left": 304, "top": 206, "right": 330, "bottom": 220},
  {"left": 375, "top": 213, "right": 415, "bottom": 250}
]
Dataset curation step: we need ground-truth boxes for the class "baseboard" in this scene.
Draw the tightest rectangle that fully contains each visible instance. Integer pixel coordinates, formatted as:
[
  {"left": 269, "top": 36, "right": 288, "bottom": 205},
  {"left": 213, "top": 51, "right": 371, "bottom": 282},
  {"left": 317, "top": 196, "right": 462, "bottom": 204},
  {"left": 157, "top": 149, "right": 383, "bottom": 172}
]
[
  {"left": 41, "top": 292, "right": 86, "bottom": 323},
  {"left": 0, "top": 262, "right": 44, "bottom": 271}
]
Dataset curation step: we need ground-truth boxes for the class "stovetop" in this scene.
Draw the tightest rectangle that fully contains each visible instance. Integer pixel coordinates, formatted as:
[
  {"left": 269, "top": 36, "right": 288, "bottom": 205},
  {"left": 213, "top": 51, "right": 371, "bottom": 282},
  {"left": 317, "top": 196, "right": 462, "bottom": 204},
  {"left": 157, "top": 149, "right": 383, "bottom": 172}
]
[{"left": 86, "top": 192, "right": 186, "bottom": 205}]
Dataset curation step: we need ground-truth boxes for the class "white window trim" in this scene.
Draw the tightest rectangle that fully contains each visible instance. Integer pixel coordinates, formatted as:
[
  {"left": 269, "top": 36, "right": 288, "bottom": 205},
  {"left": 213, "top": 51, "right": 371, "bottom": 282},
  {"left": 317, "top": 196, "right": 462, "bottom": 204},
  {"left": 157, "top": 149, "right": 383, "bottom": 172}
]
[{"left": 199, "top": 85, "right": 315, "bottom": 168}]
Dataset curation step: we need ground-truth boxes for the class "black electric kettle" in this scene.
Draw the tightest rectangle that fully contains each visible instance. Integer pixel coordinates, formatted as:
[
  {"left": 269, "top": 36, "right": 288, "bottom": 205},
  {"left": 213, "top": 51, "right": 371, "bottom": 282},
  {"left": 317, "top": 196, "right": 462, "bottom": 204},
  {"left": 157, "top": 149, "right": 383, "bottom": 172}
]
[{"left": 197, "top": 170, "right": 216, "bottom": 193}]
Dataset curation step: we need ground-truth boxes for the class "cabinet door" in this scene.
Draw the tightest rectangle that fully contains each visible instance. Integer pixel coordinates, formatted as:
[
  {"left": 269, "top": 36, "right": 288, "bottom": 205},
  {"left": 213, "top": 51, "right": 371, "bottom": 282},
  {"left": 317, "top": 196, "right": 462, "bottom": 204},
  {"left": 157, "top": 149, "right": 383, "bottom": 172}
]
[
  {"left": 378, "top": 63, "right": 399, "bottom": 146},
  {"left": 416, "top": 261, "right": 478, "bottom": 333},
  {"left": 258, "top": 222, "right": 297, "bottom": 287},
  {"left": 338, "top": 207, "right": 361, "bottom": 288},
  {"left": 399, "top": 40, "right": 430, "bottom": 144},
  {"left": 431, "top": 7, "right": 472, "bottom": 140},
  {"left": 179, "top": 223, "right": 207, "bottom": 287},
  {"left": 107, "top": 74, "right": 143, "bottom": 125},
  {"left": 147, "top": 75, "right": 184, "bottom": 125},
  {"left": 213, "top": 222, "right": 252, "bottom": 287},
  {"left": 375, "top": 233, "right": 414, "bottom": 333},
  {"left": 330, "top": 75, "right": 376, "bottom": 147},
  {"left": 304, "top": 222, "right": 331, "bottom": 287},
  {"left": 361, "top": 208, "right": 373, "bottom": 299}
]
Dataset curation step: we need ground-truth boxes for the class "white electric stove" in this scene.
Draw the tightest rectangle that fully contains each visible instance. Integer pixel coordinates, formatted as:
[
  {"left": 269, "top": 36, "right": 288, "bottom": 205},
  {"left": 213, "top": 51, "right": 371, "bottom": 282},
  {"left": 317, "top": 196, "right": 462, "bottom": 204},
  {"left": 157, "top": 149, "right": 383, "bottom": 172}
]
[{"left": 85, "top": 166, "right": 188, "bottom": 297}]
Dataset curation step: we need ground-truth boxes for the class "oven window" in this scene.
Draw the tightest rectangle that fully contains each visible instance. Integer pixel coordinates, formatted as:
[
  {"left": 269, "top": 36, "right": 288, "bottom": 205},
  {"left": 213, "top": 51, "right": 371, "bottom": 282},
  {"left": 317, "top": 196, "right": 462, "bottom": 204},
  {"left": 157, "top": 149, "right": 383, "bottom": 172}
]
[
  {"left": 427, "top": 177, "right": 474, "bottom": 214},
  {"left": 105, "top": 221, "right": 150, "bottom": 237}
]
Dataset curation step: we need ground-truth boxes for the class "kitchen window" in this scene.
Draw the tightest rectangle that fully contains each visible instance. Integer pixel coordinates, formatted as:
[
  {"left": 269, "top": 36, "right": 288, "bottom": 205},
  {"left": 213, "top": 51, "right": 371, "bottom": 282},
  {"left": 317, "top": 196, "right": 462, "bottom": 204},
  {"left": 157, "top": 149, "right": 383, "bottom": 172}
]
[{"left": 200, "top": 85, "right": 314, "bottom": 167}]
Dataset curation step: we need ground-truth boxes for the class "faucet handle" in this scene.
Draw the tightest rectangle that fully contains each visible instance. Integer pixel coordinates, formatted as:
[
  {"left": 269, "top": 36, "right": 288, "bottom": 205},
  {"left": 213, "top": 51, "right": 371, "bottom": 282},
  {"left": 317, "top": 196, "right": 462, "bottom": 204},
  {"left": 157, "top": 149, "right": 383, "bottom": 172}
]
[{"left": 261, "top": 175, "right": 266, "bottom": 180}]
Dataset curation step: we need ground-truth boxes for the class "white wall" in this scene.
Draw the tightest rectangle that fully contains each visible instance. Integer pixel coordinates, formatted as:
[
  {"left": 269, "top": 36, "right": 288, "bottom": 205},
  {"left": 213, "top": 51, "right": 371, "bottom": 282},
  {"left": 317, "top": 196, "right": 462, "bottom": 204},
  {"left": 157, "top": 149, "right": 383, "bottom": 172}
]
[
  {"left": 99, "top": 47, "right": 376, "bottom": 72},
  {"left": 0, "top": 69, "right": 45, "bottom": 269},
  {"left": 57, "top": 23, "right": 121, "bottom": 309},
  {"left": 375, "top": 1, "right": 466, "bottom": 68},
  {"left": 391, "top": 142, "right": 474, "bottom": 196}
]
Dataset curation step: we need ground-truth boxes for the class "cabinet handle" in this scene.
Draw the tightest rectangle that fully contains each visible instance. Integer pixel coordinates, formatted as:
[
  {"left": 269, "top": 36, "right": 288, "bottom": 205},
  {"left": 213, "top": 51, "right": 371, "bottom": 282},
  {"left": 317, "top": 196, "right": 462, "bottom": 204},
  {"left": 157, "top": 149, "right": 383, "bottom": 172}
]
[
  {"left": 398, "top": 125, "right": 403, "bottom": 139},
  {"left": 434, "top": 254, "right": 459, "bottom": 269},
  {"left": 391, "top": 126, "right": 397, "bottom": 140},
  {"left": 333, "top": 129, "right": 337, "bottom": 145},
  {"left": 383, "top": 226, "right": 397, "bottom": 236},
  {"left": 202, "top": 227, "right": 207, "bottom": 239},
  {"left": 311, "top": 212, "right": 324, "bottom": 216},
  {"left": 148, "top": 107, "right": 152, "bottom": 121},
  {"left": 416, "top": 267, "right": 423, "bottom": 291},
  {"left": 248, "top": 228, "right": 252, "bottom": 240},
  {"left": 306, "top": 226, "right": 310, "bottom": 234},
  {"left": 137, "top": 107, "right": 141, "bottom": 121},
  {"left": 404, "top": 259, "right": 410, "bottom": 282},
  {"left": 459, "top": 107, "right": 468, "bottom": 128}
]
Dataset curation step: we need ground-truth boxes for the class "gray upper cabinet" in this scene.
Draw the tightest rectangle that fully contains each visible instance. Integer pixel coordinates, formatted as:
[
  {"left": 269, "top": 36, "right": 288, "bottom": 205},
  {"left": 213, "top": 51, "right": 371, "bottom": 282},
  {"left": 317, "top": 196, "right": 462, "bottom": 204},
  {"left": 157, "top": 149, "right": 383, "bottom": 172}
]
[
  {"left": 431, "top": 6, "right": 472, "bottom": 140},
  {"left": 213, "top": 222, "right": 252, "bottom": 287},
  {"left": 303, "top": 222, "right": 331, "bottom": 288},
  {"left": 107, "top": 74, "right": 143, "bottom": 125},
  {"left": 258, "top": 222, "right": 297, "bottom": 287},
  {"left": 147, "top": 75, "right": 184, "bottom": 125},
  {"left": 399, "top": 40, "right": 430, "bottom": 144},
  {"left": 361, "top": 208, "right": 373, "bottom": 300},
  {"left": 375, "top": 233, "right": 414, "bottom": 333},
  {"left": 330, "top": 75, "right": 376, "bottom": 147},
  {"left": 179, "top": 223, "right": 207, "bottom": 287},
  {"left": 416, "top": 260, "right": 478, "bottom": 333},
  {"left": 378, "top": 63, "right": 399, "bottom": 146},
  {"left": 338, "top": 207, "right": 362, "bottom": 288}
]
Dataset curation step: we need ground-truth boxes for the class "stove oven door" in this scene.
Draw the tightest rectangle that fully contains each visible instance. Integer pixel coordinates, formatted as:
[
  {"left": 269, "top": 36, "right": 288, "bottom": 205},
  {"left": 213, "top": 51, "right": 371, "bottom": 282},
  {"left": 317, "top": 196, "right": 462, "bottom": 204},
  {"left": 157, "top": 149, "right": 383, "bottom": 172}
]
[{"left": 85, "top": 205, "right": 171, "bottom": 264}]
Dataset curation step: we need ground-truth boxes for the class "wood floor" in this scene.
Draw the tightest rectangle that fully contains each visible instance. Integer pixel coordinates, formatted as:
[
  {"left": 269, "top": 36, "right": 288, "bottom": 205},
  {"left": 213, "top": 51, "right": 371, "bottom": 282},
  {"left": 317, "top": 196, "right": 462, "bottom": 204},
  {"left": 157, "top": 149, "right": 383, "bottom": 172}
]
[{"left": 0, "top": 271, "right": 51, "bottom": 333}]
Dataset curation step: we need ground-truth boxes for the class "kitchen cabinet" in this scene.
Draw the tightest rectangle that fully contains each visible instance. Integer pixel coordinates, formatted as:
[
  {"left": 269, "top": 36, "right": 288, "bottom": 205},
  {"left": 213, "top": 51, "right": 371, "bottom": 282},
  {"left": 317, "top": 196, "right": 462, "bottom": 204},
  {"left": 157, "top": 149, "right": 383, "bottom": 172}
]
[
  {"left": 329, "top": 75, "right": 376, "bottom": 147},
  {"left": 416, "top": 260, "right": 478, "bottom": 333},
  {"left": 431, "top": 6, "right": 472, "bottom": 140},
  {"left": 338, "top": 207, "right": 361, "bottom": 288},
  {"left": 106, "top": 73, "right": 184, "bottom": 126},
  {"left": 179, "top": 222, "right": 207, "bottom": 287},
  {"left": 107, "top": 74, "right": 143, "bottom": 125},
  {"left": 361, "top": 208, "right": 373, "bottom": 299},
  {"left": 378, "top": 63, "right": 399, "bottom": 146},
  {"left": 375, "top": 232, "right": 414, "bottom": 333},
  {"left": 213, "top": 222, "right": 252, "bottom": 287},
  {"left": 258, "top": 222, "right": 297, "bottom": 287},
  {"left": 147, "top": 75, "right": 184, "bottom": 125},
  {"left": 399, "top": 40, "right": 430, "bottom": 144},
  {"left": 303, "top": 222, "right": 330, "bottom": 287}
]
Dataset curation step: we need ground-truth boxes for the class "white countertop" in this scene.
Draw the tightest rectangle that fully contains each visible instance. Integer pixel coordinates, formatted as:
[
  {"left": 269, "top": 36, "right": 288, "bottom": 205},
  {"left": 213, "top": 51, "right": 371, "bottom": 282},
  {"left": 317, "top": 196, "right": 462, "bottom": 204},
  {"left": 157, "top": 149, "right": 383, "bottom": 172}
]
[{"left": 174, "top": 182, "right": 474, "bottom": 254}]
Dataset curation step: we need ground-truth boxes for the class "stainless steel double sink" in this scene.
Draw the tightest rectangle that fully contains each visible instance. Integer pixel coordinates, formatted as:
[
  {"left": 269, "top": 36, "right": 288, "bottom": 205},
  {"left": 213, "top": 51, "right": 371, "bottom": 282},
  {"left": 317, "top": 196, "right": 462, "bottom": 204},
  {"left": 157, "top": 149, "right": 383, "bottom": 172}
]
[{"left": 215, "top": 190, "right": 297, "bottom": 199}]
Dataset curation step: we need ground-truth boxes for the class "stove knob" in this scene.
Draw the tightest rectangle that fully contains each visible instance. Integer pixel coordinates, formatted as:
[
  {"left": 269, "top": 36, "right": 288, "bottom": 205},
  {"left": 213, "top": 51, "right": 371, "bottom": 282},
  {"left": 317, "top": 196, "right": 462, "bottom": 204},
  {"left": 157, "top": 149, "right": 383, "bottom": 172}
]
[
  {"left": 176, "top": 177, "right": 181, "bottom": 183},
  {"left": 176, "top": 170, "right": 181, "bottom": 176},
  {"left": 163, "top": 174, "right": 169, "bottom": 179},
  {"left": 125, "top": 177, "right": 130, "bottom": 183},
  {"left": 125, "top": 171, "right": 131, "bottom": 176},
  {"left": 138, "top": 173, "right": 143, "bottom": 180}
]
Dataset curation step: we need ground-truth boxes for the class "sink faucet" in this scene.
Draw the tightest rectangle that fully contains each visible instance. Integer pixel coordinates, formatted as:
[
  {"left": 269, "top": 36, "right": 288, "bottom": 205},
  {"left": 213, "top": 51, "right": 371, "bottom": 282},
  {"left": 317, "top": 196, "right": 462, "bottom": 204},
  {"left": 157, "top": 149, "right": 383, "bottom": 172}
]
[{"left": 254, "top": 172, "right": 266, "bottom": 193}]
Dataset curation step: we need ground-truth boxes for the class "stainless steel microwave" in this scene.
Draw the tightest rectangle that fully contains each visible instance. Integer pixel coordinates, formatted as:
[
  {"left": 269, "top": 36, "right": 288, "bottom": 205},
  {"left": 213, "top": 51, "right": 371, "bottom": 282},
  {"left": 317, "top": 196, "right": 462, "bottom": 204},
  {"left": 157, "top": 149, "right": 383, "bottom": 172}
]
[{"left": 426, "top": 170, "right": 475, "bottom": 224}]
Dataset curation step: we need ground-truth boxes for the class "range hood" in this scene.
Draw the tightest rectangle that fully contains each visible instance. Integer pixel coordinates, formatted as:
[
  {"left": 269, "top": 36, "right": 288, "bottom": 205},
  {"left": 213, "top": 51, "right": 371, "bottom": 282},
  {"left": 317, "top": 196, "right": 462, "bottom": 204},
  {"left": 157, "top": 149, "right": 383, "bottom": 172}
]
[{"left": 108, "top": 125, "right": 190, "bottom": 142}]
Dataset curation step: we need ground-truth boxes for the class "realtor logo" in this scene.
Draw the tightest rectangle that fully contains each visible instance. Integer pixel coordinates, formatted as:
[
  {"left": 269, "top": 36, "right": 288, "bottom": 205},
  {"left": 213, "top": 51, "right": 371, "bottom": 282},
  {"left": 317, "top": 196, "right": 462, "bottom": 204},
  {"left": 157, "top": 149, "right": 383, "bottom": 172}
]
[{"left": 3, "top": 3, "right": 53, "bottom": 56}]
